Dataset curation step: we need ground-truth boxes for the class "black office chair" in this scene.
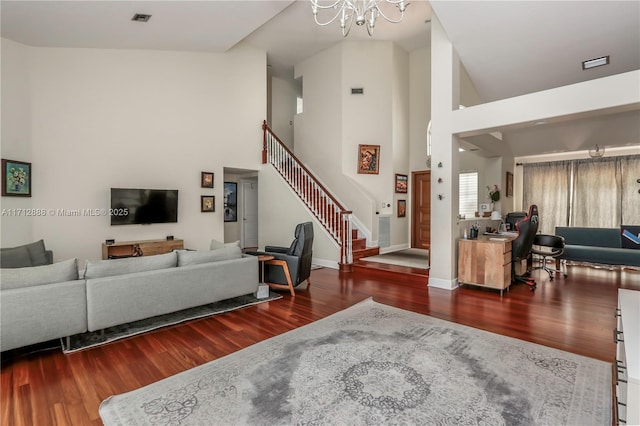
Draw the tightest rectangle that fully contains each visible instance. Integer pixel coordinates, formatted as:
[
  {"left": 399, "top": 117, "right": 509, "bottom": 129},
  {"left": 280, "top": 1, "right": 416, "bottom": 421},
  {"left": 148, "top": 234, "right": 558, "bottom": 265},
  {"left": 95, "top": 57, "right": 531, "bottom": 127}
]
[
  {"left": 531, "top": 234, "right": 567, "bottom": 280},
  {"left": 248, "top": 222, "right": 314, "bottom": 296},
  {"left": 511, "top": 205, "right": 539, "bottom": 291}
]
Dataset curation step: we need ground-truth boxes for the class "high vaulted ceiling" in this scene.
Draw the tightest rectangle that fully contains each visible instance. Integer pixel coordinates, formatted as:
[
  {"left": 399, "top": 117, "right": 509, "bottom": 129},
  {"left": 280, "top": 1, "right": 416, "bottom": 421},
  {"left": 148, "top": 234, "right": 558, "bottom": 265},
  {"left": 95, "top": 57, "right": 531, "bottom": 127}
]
[{"left": 2, "top": 1, "right": 639, "bottom": 157}]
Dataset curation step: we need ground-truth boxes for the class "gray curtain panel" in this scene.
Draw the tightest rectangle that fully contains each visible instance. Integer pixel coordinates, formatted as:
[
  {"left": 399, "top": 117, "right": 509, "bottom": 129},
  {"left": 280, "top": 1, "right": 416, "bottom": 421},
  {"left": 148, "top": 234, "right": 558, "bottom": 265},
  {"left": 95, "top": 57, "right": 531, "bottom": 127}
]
[
  {"left": 524, "top": 154, "right": 640, "bottom": 233},
  {"left": 523, "top": 161, "right": 571, "bottom": 235}
]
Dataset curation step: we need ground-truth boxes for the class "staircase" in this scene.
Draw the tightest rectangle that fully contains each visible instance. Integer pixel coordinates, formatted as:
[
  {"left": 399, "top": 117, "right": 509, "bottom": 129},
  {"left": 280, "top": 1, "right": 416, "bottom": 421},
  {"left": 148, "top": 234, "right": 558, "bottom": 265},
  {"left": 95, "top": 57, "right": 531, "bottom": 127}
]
[
  {"left": 262, "top": 121, "right": 355, "bottom": 271},
  {"left": 352, "top": 229, "right": 379, "bottom": 262}
]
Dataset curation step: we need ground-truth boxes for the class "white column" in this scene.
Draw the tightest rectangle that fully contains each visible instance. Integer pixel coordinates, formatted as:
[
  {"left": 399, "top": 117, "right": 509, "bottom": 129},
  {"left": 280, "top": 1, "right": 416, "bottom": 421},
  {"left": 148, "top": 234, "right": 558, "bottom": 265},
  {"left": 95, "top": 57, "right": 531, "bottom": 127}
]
[{"left": 428, "top": 15, "right": 460, "bottom": 290}]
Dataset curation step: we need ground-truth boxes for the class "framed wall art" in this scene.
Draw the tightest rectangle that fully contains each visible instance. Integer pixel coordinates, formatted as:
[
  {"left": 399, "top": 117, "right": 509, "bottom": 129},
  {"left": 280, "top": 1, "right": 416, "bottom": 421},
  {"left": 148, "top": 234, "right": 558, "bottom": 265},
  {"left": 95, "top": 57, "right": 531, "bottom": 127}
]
[
  {"left": 506, "top": 171, "right": 514, "bottom": 197},
  {"left": 201, "top": 172, "right": 214, "bottom": 188},
  {"left": 224, "top": 182, "right": 238, "bottom": 222},
  {"left": 357, "top": 144, "right": 380, "bottom": 174},
  {"left": 201, "top": 195, "right": 215, "bottom": 212},
  {"left": 395, "top": 174, "right": 408, "bottom": 193},
  {"left": 2, "top": 159, "right": 31, "bottom": 197},
  {"left": 397, "top": 200, "right": 407, "bottom": 217}
]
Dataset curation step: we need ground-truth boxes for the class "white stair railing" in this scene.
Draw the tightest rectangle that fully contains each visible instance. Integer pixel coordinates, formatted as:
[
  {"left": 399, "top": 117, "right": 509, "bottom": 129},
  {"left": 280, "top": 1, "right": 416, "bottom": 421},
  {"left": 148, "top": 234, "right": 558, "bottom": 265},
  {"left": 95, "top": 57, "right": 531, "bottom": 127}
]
[{"left": 262, "top": 121, "right": 353, "bottom": 269}]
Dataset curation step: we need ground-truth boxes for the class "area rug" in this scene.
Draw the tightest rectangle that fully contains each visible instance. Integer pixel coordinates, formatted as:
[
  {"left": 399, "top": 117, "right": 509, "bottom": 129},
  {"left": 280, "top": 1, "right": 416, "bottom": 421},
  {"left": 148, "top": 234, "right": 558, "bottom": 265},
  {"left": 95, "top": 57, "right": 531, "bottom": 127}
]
[
  {"left": 62, "top": 292, "right": 282, "bottom": 354},
  {"left": 99, "top": 298, "right": 611, "bottom": 426},
  {"left": 362, "top": 248, "right": 429, "bottom": 269}
]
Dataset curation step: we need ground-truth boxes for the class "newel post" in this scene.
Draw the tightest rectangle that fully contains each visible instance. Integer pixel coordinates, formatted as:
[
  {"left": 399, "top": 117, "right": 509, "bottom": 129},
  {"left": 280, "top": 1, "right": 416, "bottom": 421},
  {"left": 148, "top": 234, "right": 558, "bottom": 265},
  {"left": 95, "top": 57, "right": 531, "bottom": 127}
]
[{"left": 262, "top": 120, "right": 268, "bottom": 164}]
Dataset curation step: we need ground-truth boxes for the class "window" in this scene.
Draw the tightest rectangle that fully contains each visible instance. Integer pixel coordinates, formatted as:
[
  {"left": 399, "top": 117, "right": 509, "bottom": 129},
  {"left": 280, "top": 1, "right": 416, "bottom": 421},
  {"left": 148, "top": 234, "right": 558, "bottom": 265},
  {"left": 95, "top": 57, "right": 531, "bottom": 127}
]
[
  {"left": 296, "top": 96, "right": 303, "bottom": 114},
  {"left": 459, "top": 171, "right": 478, "bottom": 219}
]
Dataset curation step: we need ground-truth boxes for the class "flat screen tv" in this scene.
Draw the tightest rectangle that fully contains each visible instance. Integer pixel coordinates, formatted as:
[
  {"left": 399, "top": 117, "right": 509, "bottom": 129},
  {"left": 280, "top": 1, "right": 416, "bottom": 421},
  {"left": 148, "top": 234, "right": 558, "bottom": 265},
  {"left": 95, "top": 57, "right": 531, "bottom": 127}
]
[{"left": 110, "top": 188, "right": 178, "bottom": 225}]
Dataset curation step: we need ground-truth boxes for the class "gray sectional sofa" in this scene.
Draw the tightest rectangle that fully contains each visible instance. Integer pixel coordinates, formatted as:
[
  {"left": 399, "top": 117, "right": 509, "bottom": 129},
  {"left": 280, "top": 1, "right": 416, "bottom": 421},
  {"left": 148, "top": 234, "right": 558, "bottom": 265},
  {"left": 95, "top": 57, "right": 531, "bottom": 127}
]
[
  {"left": 555, "top": 226, "right": 640, "bottom": 267},
  {"left": 1, "top": 242, "right": 259, "bottom": 352},
  {"left": 1, "top": 257, "right": 86, "bottom": 352},
  {"left": 85, "top": 249, "right": 258, "bottom": 332}
]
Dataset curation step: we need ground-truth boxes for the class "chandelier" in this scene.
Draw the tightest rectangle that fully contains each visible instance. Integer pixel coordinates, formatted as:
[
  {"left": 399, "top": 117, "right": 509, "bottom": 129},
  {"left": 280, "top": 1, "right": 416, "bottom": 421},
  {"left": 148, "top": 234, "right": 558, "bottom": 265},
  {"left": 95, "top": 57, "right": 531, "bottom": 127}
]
[{"left": 310, "top": 0, "right": 409, "bottom": 37}]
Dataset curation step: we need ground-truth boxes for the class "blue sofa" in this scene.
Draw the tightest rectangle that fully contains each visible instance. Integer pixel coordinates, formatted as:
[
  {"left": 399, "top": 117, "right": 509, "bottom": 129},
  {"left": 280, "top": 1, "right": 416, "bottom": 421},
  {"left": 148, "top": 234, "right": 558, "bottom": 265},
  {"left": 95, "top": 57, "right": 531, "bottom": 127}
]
[{"left": 555, "top": 227, "right": 640, "bottom": 267}]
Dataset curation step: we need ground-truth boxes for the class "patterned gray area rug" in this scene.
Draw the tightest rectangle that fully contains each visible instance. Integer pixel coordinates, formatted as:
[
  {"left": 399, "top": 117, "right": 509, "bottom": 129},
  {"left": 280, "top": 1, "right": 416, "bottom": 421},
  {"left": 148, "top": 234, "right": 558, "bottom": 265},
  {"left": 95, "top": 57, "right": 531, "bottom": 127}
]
[
  {"left": 100, "top": 298, "right": 611, "bottom": 426},
  {"left": 62, "top": 292, "right": 282, "bottom": 354}
]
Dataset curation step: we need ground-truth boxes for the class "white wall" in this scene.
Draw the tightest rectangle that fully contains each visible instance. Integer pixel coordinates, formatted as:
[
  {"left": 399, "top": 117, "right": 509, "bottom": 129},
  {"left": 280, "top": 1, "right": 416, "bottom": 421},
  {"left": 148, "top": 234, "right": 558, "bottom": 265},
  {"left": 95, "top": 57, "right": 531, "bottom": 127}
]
[
  {"left": 1, "top": 39, "right": 266, "bottom": 264},
  {"left": 391, "top": 45, "right": 410, "bottom": 247},
  {"left": 270, "top": 76, "right": 298, "bottom": 149},
  {"left": 1, "top": 39, "right": 34, "bottom": 246},
  {"left": 257, "top": 165, "right": 338, "bottom": 267},
  {"left": 409, "top": 47, "right": 430, "bottom": 173},
  {"left": 294, "top": 41, "right": 410, "bottom": 247}
]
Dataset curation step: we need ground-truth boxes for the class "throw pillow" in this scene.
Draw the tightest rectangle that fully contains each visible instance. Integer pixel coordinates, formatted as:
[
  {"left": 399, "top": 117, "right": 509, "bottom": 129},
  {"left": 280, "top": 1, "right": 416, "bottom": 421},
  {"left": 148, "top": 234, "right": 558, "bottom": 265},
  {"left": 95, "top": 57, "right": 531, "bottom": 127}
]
[
  {"left": 209, "top": 239, "right": 240, "bottom": 251},
  {"left": 84, "top": 252, "right": 178, "bottom": 279},
  {"left": 178, "top": 246, "right": 242, "bottom": 266},
  {"left": 0, "top": 258, "right": 79, "bottom": 290},
  {"left": 621, "top": 225, "right": 640, "bottom": 250},
  {"left": 0, "top": 245, "right": 32, "bottom": 268},
  {"left": 25, "top": 239, "right": 50, "bottom": 266}
]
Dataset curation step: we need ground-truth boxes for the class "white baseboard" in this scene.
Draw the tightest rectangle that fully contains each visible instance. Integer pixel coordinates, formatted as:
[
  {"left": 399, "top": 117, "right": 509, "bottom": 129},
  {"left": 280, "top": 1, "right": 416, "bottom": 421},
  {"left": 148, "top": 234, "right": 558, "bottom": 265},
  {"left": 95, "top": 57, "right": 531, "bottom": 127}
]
[
  {"left": 428, "top": 277, "right": 459, "bottom": 291},
  {"left": 379, "top": 243, "right": 410, "bottom": 254},
  {"left": 312, "top": 258, "right": 339, "bottom": 269}
]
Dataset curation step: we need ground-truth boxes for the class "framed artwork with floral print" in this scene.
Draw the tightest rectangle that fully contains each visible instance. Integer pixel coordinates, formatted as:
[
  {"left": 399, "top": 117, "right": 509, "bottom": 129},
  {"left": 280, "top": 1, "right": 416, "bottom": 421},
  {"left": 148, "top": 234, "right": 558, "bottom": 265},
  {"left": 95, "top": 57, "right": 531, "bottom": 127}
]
[
  {"left": 2, "top": 159, "right": 31, "bottom": 197},
  {"left": 201, "top": 172, "right": 214, "bottom": 188},
  {"left": 201, "top": 195, "right": 215, "bottom": 212}
]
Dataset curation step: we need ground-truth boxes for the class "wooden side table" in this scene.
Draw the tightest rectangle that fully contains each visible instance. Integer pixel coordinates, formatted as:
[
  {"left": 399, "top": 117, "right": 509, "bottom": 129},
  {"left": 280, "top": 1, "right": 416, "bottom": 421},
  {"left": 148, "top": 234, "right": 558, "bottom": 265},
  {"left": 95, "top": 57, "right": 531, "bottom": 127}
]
[{"left": 256, "top": 255, "right": 274, "bottom": 284}]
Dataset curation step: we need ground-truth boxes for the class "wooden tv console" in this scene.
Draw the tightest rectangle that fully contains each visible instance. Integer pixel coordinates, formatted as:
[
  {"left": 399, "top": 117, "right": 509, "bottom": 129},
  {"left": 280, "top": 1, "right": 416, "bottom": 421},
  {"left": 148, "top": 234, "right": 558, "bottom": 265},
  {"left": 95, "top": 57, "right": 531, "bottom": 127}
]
[{"left": 101, "top": 238, "right": 184, "bottom": 260}]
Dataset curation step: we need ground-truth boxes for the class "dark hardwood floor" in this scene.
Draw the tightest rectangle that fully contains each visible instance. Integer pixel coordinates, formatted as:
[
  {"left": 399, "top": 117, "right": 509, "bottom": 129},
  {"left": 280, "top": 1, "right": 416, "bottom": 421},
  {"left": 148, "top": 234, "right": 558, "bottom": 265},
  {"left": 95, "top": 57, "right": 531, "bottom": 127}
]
[{"left": 1, "top": 263, "right": 639, "bottom": 425}]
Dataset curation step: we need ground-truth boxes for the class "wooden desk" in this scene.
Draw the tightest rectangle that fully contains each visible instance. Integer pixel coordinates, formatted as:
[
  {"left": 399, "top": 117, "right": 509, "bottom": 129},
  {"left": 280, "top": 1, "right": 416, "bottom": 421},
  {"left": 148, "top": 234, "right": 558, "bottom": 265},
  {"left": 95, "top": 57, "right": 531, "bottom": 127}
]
[{"left": 458, "top": 236, "right": 513, "bottom": 295}]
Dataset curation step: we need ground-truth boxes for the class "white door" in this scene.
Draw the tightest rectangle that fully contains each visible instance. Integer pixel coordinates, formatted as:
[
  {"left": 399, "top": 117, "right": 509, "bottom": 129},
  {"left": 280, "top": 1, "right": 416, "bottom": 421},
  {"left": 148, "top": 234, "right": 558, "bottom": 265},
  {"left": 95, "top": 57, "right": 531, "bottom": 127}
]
[{"left": 242, "top": 179, "right": 258, "bottom": 249}]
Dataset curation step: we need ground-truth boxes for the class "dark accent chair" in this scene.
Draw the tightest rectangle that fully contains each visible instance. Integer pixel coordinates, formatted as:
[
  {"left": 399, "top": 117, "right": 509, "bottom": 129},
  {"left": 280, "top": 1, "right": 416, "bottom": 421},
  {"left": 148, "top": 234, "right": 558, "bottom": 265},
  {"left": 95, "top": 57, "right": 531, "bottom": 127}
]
[
  {"left": 511, "top": 205, "right": 539, "bottom": 291},
  {"left": 531, "top": 234, "right": 567, "bottom": 280},
  {"left": 249, "top": 222, "right": 314, "bottom": 296}
]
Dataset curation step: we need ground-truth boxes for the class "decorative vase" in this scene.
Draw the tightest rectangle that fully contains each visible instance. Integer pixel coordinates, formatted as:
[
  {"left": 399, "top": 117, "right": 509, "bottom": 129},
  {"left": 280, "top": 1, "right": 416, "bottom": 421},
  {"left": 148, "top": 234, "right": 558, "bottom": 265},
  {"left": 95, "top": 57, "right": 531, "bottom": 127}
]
[{"left": 14, "top": 183, "right": 21, "bottom": 192}]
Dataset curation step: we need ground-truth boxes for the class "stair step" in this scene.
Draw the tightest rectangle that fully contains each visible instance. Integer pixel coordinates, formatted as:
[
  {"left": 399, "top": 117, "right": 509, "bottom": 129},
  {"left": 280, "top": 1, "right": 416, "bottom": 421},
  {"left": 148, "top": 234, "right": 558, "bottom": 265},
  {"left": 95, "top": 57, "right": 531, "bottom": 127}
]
[
  {"left": 353, "top": 246, "right": 380, "bottom": 261},
  {"left": 352, "top": 238, "right": 367, "bottom": 250}
]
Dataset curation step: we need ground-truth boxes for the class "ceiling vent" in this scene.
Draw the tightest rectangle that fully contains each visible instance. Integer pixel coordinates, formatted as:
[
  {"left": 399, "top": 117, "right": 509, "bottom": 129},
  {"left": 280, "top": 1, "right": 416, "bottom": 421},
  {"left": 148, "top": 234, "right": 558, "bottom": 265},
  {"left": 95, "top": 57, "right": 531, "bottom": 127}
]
[{"left": 131, "top": 13, "right": 152, "bottom": 23}]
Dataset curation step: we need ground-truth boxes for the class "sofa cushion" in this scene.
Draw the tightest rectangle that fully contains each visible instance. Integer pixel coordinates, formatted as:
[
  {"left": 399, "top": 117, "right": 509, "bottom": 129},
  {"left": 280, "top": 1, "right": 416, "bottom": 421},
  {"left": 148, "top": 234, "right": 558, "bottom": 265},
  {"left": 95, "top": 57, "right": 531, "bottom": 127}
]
[
  {"left": 1, "top": 239, "right": 50, "bottom": 268},
  {"left": 0, "top": 258, "right": 79, "bottom": 290},
  {"left": 178, "top": 246, "right": 242, "bottom": 266},
  {"left": 555, "top": 227, "right": 621, "bottom": 248},
  {"left": 84, "top": 252, "right": 177, "bottom": 279},
  {"left": 0, "top": 245, "right": 32, "bottom": 268},
  {"left": 25, "top": 239, "right": 50, "bottom": 266},
  {"left": 210, "top": 239, "right": 240, "bottom": 250}
]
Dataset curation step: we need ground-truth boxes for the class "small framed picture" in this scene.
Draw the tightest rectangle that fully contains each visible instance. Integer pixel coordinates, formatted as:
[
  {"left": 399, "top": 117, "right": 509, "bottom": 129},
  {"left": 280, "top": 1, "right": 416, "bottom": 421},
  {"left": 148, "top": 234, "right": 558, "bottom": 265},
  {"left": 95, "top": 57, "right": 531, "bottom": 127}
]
[
  {"left": 397, "top": 200, "right": 406, "bottom": 217},
  {"left": 506, "top": 171, "right": 514, "bottom": 197},
  {"left": 357, "top": 144, "right": 380, "bottom": 174},
  {"left": 395, "top": 174, "right": 408, "bottom": 193},
  {"left": 201, "top": 172, "right": 214, "bottom": 188},
  {"left": 2, "top": 159, "right": 31, "bottom": 197},
  {"left": 201, "top": 195, "right": 215, "bottom": 212}
]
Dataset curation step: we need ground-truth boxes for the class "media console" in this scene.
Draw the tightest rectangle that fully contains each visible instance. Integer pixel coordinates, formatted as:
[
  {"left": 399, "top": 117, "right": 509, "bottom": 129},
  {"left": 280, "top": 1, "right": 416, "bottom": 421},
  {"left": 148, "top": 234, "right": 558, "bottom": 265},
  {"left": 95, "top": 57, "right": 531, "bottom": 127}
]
[{"left": 102, "top": 238, "right": 184, "bottom": 260}]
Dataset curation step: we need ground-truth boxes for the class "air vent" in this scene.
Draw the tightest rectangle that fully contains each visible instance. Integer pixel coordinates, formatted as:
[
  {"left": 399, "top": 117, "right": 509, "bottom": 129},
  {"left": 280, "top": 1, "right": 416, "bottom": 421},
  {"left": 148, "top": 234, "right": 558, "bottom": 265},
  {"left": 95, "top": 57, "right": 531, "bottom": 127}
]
[
  {"left": 582, "top": 55, "right": 609, "bottom": 70},
  {"left": 131, "top": 13, "right": 152, "bottom": 22}
]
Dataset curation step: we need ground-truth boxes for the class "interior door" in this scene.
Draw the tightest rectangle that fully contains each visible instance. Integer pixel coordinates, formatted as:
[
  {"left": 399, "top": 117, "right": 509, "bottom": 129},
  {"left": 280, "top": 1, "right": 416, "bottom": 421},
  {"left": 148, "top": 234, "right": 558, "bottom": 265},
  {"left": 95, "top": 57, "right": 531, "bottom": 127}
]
[
  {"left": 241, "top": 179, "right": 258, "bottom": 249},
  {"left": 412, "top": 171, "right": 431, "bottom": 250}
]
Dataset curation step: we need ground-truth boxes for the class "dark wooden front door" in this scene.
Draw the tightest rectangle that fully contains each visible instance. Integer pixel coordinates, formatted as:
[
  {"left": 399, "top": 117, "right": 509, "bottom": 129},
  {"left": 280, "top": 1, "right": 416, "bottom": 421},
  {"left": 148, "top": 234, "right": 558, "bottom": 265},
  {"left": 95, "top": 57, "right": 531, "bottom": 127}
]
[{"left": 412, "top": 171, "right": 431, "bottom": 250}]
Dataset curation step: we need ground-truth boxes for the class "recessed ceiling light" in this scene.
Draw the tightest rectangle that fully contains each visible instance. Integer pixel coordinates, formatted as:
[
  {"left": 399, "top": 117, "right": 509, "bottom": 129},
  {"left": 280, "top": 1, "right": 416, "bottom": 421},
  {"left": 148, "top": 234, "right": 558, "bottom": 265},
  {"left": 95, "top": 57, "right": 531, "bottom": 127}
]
[
  {"left": 131, "top": 13, "right": 152, "bottom": 23},
  {"left": 582, "top": 55, "right": 609, "bottom": 70}
]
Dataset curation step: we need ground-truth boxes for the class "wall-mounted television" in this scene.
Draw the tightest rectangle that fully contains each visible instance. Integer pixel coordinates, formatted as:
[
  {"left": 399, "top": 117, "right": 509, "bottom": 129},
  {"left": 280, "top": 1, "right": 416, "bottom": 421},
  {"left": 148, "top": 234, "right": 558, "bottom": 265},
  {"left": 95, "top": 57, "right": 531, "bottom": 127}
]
[{"left": 110, "top": 188, "right": 178, "bottom": 225}]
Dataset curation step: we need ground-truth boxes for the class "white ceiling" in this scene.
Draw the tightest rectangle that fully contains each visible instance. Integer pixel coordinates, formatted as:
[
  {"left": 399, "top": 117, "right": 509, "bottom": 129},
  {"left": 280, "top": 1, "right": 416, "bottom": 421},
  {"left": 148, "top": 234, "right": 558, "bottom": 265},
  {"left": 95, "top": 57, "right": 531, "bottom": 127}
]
[{"left": 2, "top": 0, "right": 639, "bottom": 157}]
